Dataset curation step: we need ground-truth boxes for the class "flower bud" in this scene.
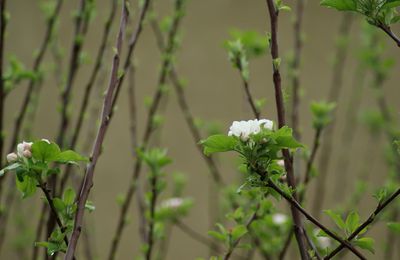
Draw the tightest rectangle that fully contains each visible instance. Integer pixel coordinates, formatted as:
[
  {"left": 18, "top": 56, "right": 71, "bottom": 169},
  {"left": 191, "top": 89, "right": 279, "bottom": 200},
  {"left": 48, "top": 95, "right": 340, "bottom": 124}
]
[
  {"left": 6, "top": 153, "right": 18, "bottom": 163},
  {"left": 22, "top": 150, "right": 32, "bottom": 158},
  {"left": 17, "top": 141, "right": 33, "bottom": 157}
]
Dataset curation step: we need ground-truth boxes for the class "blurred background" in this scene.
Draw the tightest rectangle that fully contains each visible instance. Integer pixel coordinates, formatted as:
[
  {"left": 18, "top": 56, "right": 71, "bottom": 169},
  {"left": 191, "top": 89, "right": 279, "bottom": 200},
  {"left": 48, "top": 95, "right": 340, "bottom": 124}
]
[{"left": 2, "top": 0, "right": 400, "bottom": 259}]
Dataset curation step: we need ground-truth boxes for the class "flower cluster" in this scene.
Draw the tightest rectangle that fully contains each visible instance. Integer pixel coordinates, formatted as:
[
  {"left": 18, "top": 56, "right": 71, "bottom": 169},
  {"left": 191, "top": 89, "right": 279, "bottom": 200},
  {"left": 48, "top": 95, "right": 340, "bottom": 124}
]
[
  {"left": 7, "top": 139, "right": 51, "bottom": 163},
  {"left": 228, "top": 119, "right": 273, "bottom": 141}
]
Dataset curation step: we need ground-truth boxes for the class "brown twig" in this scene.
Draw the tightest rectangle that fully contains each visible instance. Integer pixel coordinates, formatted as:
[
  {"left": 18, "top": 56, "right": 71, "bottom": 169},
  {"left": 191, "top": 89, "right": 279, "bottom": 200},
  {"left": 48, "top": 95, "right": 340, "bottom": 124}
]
[
  {"left": 0, "top": 0, "right": 63, "bottom": 196},
  {"left": 64, "top": 3, "right": 129, "bottom": 259},
  {"left": 377, "top": 23, "right": 400, "bottom": 47},
  {"left": 303, "top": 228, "right": 322, "bottom": 260},
  {"left": 290, "top": 0, "right": 305, "bottom": 141},
  {"left": 325, "top": 187, "right": 400, "bottom": 259},
  {"left": 0, "top": 0, "right": 6, "bottom": 170},
  {"left": 145, "top": 168, "right": 160, "bottom": 260},
  {"left": 59, "top": 0, "right": 118, "bottom": 193},
  {"left": 264, "top": 1, "right": 308, "bottom": 258},
  {"left": 107, "top": 2, "right": 186, "bottom": 259},
  {"left": 312, "top": 13, "right": 353, "bottom": 218},
  {"left": 266, "top": 179, "right": 366, "bottom": 260}
]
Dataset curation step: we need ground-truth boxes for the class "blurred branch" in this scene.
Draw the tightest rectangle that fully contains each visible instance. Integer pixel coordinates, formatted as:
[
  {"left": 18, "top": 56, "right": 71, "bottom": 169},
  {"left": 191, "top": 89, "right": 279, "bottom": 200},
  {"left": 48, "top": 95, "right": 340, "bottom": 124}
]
[
  {"left": 64, "top": 2, "right": 129, "bottom": 259},
  {"left": 312, "top": 13, "right": 354, "bottom": 218},
  {"left": 264, "top": 0, "right": 308, "bottom": 258}
]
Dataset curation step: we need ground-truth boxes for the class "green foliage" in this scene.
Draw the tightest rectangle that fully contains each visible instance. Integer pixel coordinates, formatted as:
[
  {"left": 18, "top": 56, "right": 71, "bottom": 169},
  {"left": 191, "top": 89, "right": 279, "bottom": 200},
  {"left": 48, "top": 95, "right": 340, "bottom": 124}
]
[
  {"left": 310, "top": 101, "right": 336, "bottom": 130},
  {"left": 320, "top": 0, "right": 400, "bottom": 27},
  {"left": 200, "top": 135, "right": 238, "bottom": 156},
  {"left": 353, "top": 237, "right": 375, "bottom": 254},
  {"left": 227, "top": 30, "right": 269, "bottom": 58},
  {"left": 226, "top": 40, "right": 250, "bottom": 81}
]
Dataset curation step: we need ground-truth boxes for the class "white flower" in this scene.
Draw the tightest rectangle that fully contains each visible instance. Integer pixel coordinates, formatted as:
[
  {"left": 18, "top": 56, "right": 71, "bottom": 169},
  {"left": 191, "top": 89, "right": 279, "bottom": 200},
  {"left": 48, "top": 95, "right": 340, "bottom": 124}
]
[
  {"left": 6, "top": 153, "right": 18, "bottom": 163},
  {"left": 314, "top": 229, "right": 331, "bottom": 249},
  {"left": 228, "top": 119, "right": 274, "bottom": 141},
  {"left": 17, "top": 141, "right": 33, "bottom": 157},
  {"left": 41, "top": 138, "right": 51, "bottom": 144},
  {"left": 277, "top": 160, "right": 285, "bottom": 167},
  {"left": 272, "top": 213, "right": 288, "bottom": 225},
  {"left": 160, "top": 198, "right": 183, "bottom": 210}
]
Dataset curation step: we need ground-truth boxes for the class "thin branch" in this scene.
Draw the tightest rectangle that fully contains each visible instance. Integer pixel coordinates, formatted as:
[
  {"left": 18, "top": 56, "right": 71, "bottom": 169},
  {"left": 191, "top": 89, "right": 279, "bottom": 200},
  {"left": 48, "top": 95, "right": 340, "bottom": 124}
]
[
  {"left": 325, "top": 187, "right": 400, "bottom": 259},
  {"left": 31, "top": 203, "right": 47, "bottom": 260},
  {"left": 312, "top": 13, "right": 354, "bottom": 218},
  {"left": 107, "top": 2, "right": 186, "bottom": 259},
  {"left": 59, "top": 0, "right": 118, "bottom": 193},
  {"left": 64, "top": 3, "right": 129, "bottom": 259},
  {"left": 266, "top": 179, "right": 366, "bottom": 260},
  {"left": 0, "top": 0, "right": 7, "bottom": 170},
  {"left": 149, "top": 20, "right": 223, "bottom": 184},
  {"left": 145, "top": 169, "right": 160, "bottom": 260},
  {"left": 223, "top": 204, "right": 260, "bottom": 260},
  {"left": 378, "top": 23, "right": 400, "bottom": 47},
  {"left": 1, "top": 0, "right": 63, "bottom": 195},
  {"left": 290, "top": 0, "right": 305, "bottom": 140},
  {"left": 264, "top": 1, "right": 308, "bottom": 258},
  {"left": 303, "top": 228, "right": 322, "bottom": 260},
  {"left": 37, "top": 181, "right": 68, "bottom": 246}
]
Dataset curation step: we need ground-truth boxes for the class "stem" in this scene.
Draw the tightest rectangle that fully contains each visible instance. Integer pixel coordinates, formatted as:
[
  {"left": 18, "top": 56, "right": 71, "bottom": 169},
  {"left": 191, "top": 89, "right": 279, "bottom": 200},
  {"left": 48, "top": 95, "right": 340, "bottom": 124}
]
[
  {"left": 236, "top": 60, "right": 260, "bottom": 119},
  {"left": 64, "top": 3, "right": 129, "bottom": 259},
  {"left": 107, "top": 2, "right": 185, "bottom": 259},
  {"left": 264, "top": 1, "right": 308, "bottom": 258},
  {"left": 312, "top": 13, "right": 353, "bottom": 218},
  {"left": 290, "top": 0, "right": 305, "bottom": 141},
  {"left": 303, "top": 228, "right": 322, "bottom": 260},
  {"left": 145, "top": 170, "right": 160, "bottom": 260},
  {"left": 325, "top": 187, "right": 400, "bottom": 259},
  {"left": 0, "top": 0, "right": 6, "bottom": 170},
  {"left": 266, "top": 179, "right": 366, "bottom": 260},
  {"left": 149, "top": 20, "right": 223, "bottom": 185},
  {"left": 37, "top": 181, "right": 69, "bottom": 246},
  {"left": 59, "top": 0, "right": 118, "bottom": 193},
  {"left": 378, "top": 24, "right": 400, "bottom": 47},
  {"left": 223, "top": 204, "right": 260, "bottom": 260},
  {"left": 0, "top": 0, "right": 63, "bottom": 196}
]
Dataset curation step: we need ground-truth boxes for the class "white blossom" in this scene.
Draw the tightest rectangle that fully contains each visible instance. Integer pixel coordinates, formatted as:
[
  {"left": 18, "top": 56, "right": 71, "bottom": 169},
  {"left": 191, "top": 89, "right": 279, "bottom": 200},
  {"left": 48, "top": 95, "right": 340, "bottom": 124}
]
[
  {"left": 41, "top": 138, "right": 51, "bottom": 144},
  {"left": 277, "top": 160, "right": 285, "bottom": 167},
  {"left": 6, "top": 153, "right": 18, "bottom": 163},
  {"left": 160, "top": 198, "right": 184, "bottom": 210},
  {"left": 228, "top": 119, "right": 274, "bottom": 141},
  {"left": 272, "top": 213, "right": 288, "bottom": 225},
  {"left": 22, "top": 150, "right": 32, "bottom": 158},
  {"left": 17, "top": 141, "right": 33, "bottom": 158},
  {"left": 314, "top": 229, "right": 331, "bottom": 249}
]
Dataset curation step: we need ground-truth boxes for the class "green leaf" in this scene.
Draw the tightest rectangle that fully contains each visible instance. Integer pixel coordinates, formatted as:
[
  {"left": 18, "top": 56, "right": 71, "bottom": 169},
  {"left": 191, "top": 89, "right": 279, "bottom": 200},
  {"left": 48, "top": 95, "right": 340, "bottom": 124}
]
[
  {"left": 231, "top": 225, "right": 248, "bottom": 241},
  {"left": 0, "top": 163, "right": 21, "bottom": 176},
  {"left": 85, "top": 200, "right": 96, "bottom": 212},
  {"left": 384, "top": 0, "right": 400, "bottom": 8},
  {"left": 55, "top": 150, "right": 88, "bottom": 164},
  {"left": 320, "top": 0, "right": 357, "bottom": 11},
  {"left": 353, "top": 237, "right": 375, "bottom": 254},
  {"left": 31, "top": 140, "right": 61, "bottom": 162},
  {"left": 387, "top": 222, "right": 400, "bottom": 233},
  {"left": 324, "top": 209, "right": 346, "bottom": 230},
  {"left": 16, "top": 175, "right": 37, "bottom": 198},
  {"left": 272, "top": 126, "right": 303, "bottom": 149},
  {"left": 53, "top": 198, "right": 66, "bottom": 212},
  {"left": 200, "top": 135, "right": 238, "bottom": 155},
  {"left": 345, "top": 211, "right": 360, "bottom": 234},
  {"left": 63, "top": 187, "right": 76, "bottom": 205},
  {"left": 208, "top": 231, "right": 226, "bottom": 242}
]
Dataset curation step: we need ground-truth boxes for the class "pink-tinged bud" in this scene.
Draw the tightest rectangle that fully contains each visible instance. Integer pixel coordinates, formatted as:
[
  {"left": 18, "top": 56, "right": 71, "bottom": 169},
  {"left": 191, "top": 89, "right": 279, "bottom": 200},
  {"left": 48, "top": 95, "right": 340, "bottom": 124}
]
[
  {"left": 6, "top": 153, "right": 18, "bottom": 163},
  {"left": 17, "top": 141, "right": 33, "bottom": 157},
  {"left": 22, "top": 150, "right": 32, "bottom": 158}
]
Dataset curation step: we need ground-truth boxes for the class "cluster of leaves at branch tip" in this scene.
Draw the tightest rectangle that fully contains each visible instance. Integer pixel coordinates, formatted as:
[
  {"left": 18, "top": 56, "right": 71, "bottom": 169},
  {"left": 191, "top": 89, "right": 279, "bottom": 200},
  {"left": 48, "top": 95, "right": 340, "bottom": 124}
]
[
  {"left": 0, "top": 139, "right": 93, "bottom": 255},
  {"left": 323, "top": 210, "right": 375, "bottom": 253},
  {"left": 3, "top": 56, "right": 38, "bottom": 93},
  {"left": 200, "top": 119, "right": 301, "bottom": 190},
  {"left": 321, "top": 0, "right": 400, "bottom": 26},
  {"left": 310, "top": 101, "right": 336, "bottom": 130},
  {"left": 274, "top": 0, "right": 292, "bottom": 12}
]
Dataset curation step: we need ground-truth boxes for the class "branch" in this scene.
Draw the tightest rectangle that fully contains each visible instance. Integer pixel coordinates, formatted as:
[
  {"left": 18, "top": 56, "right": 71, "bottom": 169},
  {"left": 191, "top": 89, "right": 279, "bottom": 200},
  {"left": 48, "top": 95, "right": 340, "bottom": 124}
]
[
  {"left": 264, "top": 0, "right": 308, "bottom": 258},
  {"left": 266, "top": 179, "right": 366, "bottom": 260},
  {"left": 0, "top": 0, "right": 7, "bottom": 170},
  {"left": 149, "top": 20, "right": 223, "bottom": 184},
  {"left": 378, "top": 23, "right": 400, "bottom": 47},
  {"left": 59, "top": 0, "right": 118, "bottom": 193},
  {"left": 107, "top": 2, "right": 186, "bottom": 259},
  {"left": 325, "top": 187, "right": 400, "bottom": 259},
  {"left": 312, "top": 13, "right": 353, "bottom": 217},
  {"left": 64, "top": 3, "right": 129, "bottom": 259}
]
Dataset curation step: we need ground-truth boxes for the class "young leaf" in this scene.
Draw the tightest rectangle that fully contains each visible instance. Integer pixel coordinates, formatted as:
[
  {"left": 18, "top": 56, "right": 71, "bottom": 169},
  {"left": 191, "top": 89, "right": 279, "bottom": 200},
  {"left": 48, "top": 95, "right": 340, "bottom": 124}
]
[
  {"left": 200, "top": 135, "right": 238, "bottom": 155},
  {"left": 387, "top": 222, "right": 400, "bottom": 234},
  {"left": 63, "top": 187, "right": 76, "bottom": 205},
  {"left": 324, "top": 209, "right": 346, "bottom": 230},
  {"left": 353, "top": 237, "right": 375, "bottom": 254},
  {"left": 31, "top": 140, "right": 61, "bottom": 162},
  {"left": 55, "top": 150, "right": 88, "bottom": 164},
  {"left": 231, "top": 225, "right": 248, "bottom": 241},
  {"left": 320, "top": 0, "right": 357, "bottom": 11},
  {"left": 272, "top": 126, "right": 303, "bottom": 149},
  {"left": 345, "top": 211, "right": 360, "bottom": 234},
  {"left": 16, "top": 175, "right": 37, "bottom": 198},
  {"left": 0, "top": 162, "right": 21, "bottom": 176}
]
